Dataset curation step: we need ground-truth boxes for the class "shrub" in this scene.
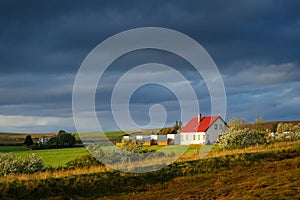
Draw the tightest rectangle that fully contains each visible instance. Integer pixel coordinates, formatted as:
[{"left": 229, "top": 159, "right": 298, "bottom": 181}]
[
  {"left": 276, "top": 122, "right": 300, "bottom": 142},
  {"left": 21, "top": 153, "right": 44, "bottom": 173},
  {"left": 219, "top": 127, "right": 268, "bottom": 150},
  {"left": 0, "top": 153, "right": 43, "bottom": 176},
  {"left": 86, "top": 144, "right": 167, "bottom": 166},
  {"left": 66, "top": 154, "right": 103, "bottom": 169}
]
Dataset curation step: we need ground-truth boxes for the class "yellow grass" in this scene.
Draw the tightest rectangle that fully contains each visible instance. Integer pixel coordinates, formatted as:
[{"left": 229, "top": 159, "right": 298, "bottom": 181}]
[
  {"left": 0, "top": 165, "right": 111, "bottom": 182},
  {"left": 104, "top": 156, "right": 300, "bottom": 200},
  {"left": 207, "top": 141, "right": 300, "bottom": 158}
]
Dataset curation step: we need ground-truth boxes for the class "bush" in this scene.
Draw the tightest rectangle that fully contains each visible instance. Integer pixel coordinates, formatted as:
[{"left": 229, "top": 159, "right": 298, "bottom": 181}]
[
  {"left": 0, "top": 153, "right": 43, "bottom": 176},
  {"left": 219, "top": 127, "right": 268, "bottom": 150},
  {"left": 276, "top": 122, "right": 300, "bottom": 142},
  {"left": 66, "top": 154, "right": 103, "bottom": 169},
  {"left": 86, "top": 144, "right": 167, "bottom": 166}
]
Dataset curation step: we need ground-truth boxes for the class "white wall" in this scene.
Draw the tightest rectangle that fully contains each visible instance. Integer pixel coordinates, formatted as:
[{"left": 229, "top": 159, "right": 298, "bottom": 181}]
[
  {"left": 167, "top": 134, "right": 175, "bottom": 139},
  {"left": 136, "top": 135, "right": 143, "bottom": 140},
  {"left": 205, "top": 117, "right": 227, "bottom": 144},
  {"left": 151, "top": 135, "right": 158, "bottom": 140},
  {"left": 179, "top": 132, "right": 206, "bottom": 145}
]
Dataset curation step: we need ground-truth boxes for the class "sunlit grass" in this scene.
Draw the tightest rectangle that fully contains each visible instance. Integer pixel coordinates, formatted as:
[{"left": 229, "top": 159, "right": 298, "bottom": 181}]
[
  {"left": 109, "top": 156, "right": 300, "bottom": 199},
  {"left": 207, "top": 141, "right": 300, "bottom": 158},
  {"left": 5, "top": 147, "right": 89, "bottom": 167},
  {"left": 0, "top": 146, "right": 28, "bottom": 152}
]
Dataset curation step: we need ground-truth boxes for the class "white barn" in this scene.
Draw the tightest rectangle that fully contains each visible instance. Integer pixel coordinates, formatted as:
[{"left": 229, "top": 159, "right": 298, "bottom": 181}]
[{"left": 180, "top": 114, "right": 227, "bottom": 145}]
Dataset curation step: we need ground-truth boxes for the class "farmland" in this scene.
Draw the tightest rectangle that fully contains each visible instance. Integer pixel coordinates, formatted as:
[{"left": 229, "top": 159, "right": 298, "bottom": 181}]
[
  {"left": 0, "top": 128, "right": 300, "bottom": 199},
  {"left": 0, "top": 141, "right": 299, "bottom": 199},
  {"left": 0, "top": 146, "right": 89, "bottom": 167},
  {"left": 0, "top": 144, "right": 202, "bottom": 167}
]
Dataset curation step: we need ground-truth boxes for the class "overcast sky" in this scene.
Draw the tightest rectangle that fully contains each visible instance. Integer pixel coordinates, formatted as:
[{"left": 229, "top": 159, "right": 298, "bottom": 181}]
[{"left": 0, "top": 0, "right": 299, "bottom": 133}]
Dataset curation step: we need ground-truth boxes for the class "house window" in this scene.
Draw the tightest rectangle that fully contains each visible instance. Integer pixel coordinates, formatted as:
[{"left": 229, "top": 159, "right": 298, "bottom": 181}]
[
  {"left": 214, "top": 124, "right": 218, "bottom": 129},
  {"left": 198, "top": 135, "right": 200, "bottom": 140},
  {"left": 181, "top": 135, "right": 184, "bottom": 142},
  {"left": 186, "top": 135, "right": 188, "bottom": 140},
  {"left": 203, "top": 135, "right": 206, "bottom": 140},
  {"left": 193, "top": 135, "right": 196, "bottom": 140}
]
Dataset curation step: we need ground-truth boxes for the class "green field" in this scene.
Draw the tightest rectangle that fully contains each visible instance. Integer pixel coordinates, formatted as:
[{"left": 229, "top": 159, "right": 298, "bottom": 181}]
[
  {"left": 0, "top": 131, "right": 128, "bottom": 167},
  {"left": 0, "top": 144, "right": 202, "bottom": 167},
  {"left": 0, "top": 146, "right": 89, "bottom": 167}
]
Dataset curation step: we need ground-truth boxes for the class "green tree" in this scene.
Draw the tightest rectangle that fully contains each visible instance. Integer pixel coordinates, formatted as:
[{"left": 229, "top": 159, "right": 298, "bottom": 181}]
[
  {"left": 24, "top": 135, "right": 33, "bottom": 148},
  {"left": 157, "top": 121, "right": 183, "bottom": 135},
  {"left": 174, "top": 120, "right": 183, "bottom": 133},
  {"left": 271, "top": 123, "right": 278, "bottom": 133},
  {"left": 56, "top": 130, "right": 76, "bottom": 148}
]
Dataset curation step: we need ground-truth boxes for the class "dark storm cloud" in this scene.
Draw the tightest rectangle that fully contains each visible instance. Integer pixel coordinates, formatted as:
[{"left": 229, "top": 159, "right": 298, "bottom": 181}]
[
  {"left": 0, "top": 0, "right": 299, "bottom": 131},
  {"left": 1, "top": 0, "right": 299, "bottom": 74}
]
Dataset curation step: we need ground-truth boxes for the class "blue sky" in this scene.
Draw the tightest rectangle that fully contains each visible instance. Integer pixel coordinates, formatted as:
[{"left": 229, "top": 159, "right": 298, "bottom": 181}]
[{"left": 0, "top": 0, "right": 299, "bottom": 133}]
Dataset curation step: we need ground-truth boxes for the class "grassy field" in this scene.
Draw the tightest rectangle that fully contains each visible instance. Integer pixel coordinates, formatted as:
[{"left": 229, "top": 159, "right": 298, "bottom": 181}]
[
  {"left": 0, "top": 141, "right": 299, "bottom": 199},
  {"left": 1, "top": 142, "right": 295, "bottom": 168},
  {"left": 0, "top": 145, "right": 202, "bottom": 167},
  {"left": 0, "top": 146, "right": 89, "bottom": 167}
]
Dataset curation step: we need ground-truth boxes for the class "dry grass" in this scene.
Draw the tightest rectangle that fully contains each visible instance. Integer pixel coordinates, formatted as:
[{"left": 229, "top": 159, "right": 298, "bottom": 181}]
[
  {"left": 0, "top": 165, "right": 111, "bottom": 182},
  {"left": 207, "top": 141, "right": 300, "bottom": 158},
  {"left": 102, "top": 156, "right": 300, "bottom": 200},
  {"left": 174, "top": 141, "right": 300, "bottom": 162}
]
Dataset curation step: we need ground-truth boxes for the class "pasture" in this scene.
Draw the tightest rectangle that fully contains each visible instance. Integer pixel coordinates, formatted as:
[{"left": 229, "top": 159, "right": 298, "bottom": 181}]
[
  {"left": 0, "top": 146, "right": 89, "bottom": 167},
  {"left": 0, "top": 145, "right": 202, "bottom": 167}
]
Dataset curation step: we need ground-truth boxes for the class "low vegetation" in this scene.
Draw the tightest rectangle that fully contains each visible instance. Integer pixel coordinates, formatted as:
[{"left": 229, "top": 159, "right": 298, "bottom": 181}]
[
  {"left": 219, "top": 126, "right": 269, "bottom": 150},
  {"left": 0, "top": 153, "right": 43, "bottom": 176},
  {"left": 219, "top": 118, "right": 300, "bottom": 150},
  {"left": 0, "top": 141, "right": 299, "bottom": 199}
]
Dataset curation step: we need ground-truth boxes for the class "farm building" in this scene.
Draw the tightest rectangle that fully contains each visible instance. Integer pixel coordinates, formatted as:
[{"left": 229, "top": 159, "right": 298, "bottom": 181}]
[
  {"left": 38, "top": 136, "right": 56, "bottom": 144},
  {"left": 118, "top": 113, "right": 226, "bottom": 146},
  {"left": 166, "top": 134, "right": 180, "bottom": 145},
  {"left": 120, "top": 132, "right": 180, "bottom": 146},
  {"left": 180, "top": 113, "right": 227, "bottom": 145}
]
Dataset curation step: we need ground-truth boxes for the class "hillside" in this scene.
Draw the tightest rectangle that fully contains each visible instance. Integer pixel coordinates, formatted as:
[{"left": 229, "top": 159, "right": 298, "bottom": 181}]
[
  {"left": 0, "top": 132, "right": 56, "bottom": 144},
  {"left": 0, "top": 141, "right": 299, "bottom": 199},
  {"left": 0, "top": 128, "right": 162, "bottom": 144},
  {"left": 105, "top": 156, "right": 300, "bottom": 199},
  {"left": 239, "top": 120, "right": 300, "bottom": 131}
]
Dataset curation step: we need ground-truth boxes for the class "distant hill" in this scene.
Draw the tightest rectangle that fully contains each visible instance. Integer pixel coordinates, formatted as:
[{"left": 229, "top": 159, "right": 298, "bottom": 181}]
[
  {"left": 239, "top": 120, "right": 300, "bottom": 132},
  {"left": 0, "top": 132, "right": 56, "bottom": 144}
]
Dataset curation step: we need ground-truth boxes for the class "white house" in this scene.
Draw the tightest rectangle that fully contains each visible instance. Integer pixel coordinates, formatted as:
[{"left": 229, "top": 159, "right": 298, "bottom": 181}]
[
  {"left": 151, "top": 135, "right": 158, "bottom": 141},
  {"left": 180, "top": 113, "right": 227, "bottom": 145},
  {"left": 38, "top": 135, "right": 56, "bottom": 144}
]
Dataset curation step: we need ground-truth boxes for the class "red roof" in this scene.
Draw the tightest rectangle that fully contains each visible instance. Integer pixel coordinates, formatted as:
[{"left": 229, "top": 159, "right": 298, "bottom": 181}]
[{"left": 180, "top": 116, "right": 219, "bottom": 132}]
